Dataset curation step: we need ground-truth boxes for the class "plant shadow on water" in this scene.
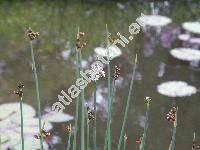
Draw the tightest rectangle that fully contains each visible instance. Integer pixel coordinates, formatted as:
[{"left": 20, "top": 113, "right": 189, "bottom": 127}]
[{"left": 0, "top": 0, "right": 200, "bottom": 150}]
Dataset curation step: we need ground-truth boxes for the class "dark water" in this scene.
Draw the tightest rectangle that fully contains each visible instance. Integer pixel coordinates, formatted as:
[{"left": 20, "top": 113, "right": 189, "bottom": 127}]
[{"left": 0, "top": 1, "right": 200, "bottom": 149}]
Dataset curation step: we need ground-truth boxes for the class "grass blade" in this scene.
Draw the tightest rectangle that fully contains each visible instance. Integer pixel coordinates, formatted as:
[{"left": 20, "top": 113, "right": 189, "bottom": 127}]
[
  {"left": 30, "top": 41, "right": 43, "bottom": 150},
  {"left": 117, "top": 54, "right": 137, "bottom": 150}
]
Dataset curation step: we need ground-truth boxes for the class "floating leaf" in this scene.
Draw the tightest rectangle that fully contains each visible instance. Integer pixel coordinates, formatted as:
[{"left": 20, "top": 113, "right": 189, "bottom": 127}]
[
  {"left": 170, "top": 48, "right": 200, "bottom": 61},
  {"left": 0, "top": 103, "right": 36, "bottom": 120},
  {"left": 182, "top": 22, "right": 200, "bottom": 34},
  {"left": 42, "top": 111, "right": 73, "bottom": 123},
  {"left": 137, "top": 15, "right": 172, "bottom": 27},
  {"left": 157, "top": 81, "right": 197, "bottom": 97}
]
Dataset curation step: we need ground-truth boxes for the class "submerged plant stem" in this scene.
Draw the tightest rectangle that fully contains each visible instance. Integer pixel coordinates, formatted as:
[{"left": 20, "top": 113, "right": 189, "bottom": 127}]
[
  {"left": 20, "top": 97, "right": 24, "bottom": 150},
  {"left": 117, "top": 55, "right": 137, "bottom": 150},
  {"left": 30, "top": 41, "right": 43, "bottom": 150},
  {"left": 93, "top": 81, "right": 97, "bottom": 150}
]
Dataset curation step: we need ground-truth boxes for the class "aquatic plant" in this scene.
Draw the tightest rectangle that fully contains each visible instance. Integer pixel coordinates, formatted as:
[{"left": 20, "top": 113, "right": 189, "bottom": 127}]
[
  {"left": 27, "top": 27, "right": 43, "bottom": 150},
  {"left": 93, "top": 81, "right": 97, "bottom": 150},
  {"left": 117, "top": 54, "right": 137, "bottom": 150},
  {"left": 123, "top": 134, "right": 127, "bottom": 150},
  {"left": 76, "top": 30, "right": 87, "bottom": 150},
  {"left": 14, "top": 82, "right": 25, "bottom": 150},
  {"left": 168, "top": 107, "right": 178, "bottom": 150},
  {"left": 140, "top": 97, "right": 151, "bottom": 150}
]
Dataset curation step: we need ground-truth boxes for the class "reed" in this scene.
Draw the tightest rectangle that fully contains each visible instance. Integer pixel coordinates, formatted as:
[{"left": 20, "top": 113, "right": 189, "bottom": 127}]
[
  {"left": 93, "top": 81, "right": 97, "bottom": 150},
  {"left": 73, "top": 38, "right": 81, "bottom": 150},
  {"left": 123, "top": 134, "right": 127, "bottom": 150},
  {"left": 87, "top": 123, "right": 90, "bottom": 150},
  {"left": 169, "top": 107, "right": 178, "bottom": 150},
  {"left": 79, "top": 50, "right": 86, "bottom": 150},
  {"left": 117, "top": 54, "right": 137, "bottom": 150},
  {"left": 29, "top": 41, "right": 43, "bottom": 150},
  {"left": 67, "top": 131, "right": 72, "bottom": 150},
  {"left": 140, "top": 101, "right": 150, "bottom": 150},
  {"left": 19, "top": 97, "right": 24, "bottom": 150},
  {"left": 104, "top": 24, "right": 112, "bottom": 150}
]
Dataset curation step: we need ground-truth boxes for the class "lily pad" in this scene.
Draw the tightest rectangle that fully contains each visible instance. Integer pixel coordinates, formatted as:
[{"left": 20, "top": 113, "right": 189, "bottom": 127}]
[
  {"left": 0, "top": 103, "right": 36, "bottom": 120},
  {"left": 157, "top": 81, "right": 197, "bottom": 97},
  {"left": 182, "top": 22, "right": 200, "bottom": 34},
  {"left": 170, "top": 48, "right": 200, "bottom": 61},
  {"left": 137, "top": 15, "right": 172, "bottom": 27},
  {"left": 42, "top": 111, "right": 73, "bottom": 123},
  {"left": 94, "top": 46, "right": 122, "bottom": 60},
  {"left": 14, "top": 137, "right": 48, "bottom": 150}
]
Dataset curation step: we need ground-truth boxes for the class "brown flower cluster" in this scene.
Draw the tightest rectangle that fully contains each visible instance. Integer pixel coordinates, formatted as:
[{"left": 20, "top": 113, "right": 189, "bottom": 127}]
[
  {"left": 86, "top": 106, "right": 94, "bottom": 123},
  {"left": 108, "top": 33, "right": 116, "bottom": 44},
  {"left": 14, "top": 82, "right": 24, "bottom": 98},
  {"left": 76, "top": 32, "right": 86, "bottom": 49},
  {"left": 26, "top": 27, "right": 39, "bottom": 40},
  {"left": 166, "top": 107, "right": 177, "bottom": 122},
  {"left": 113, "top": 65, "right": 120, "bottom": 80}
]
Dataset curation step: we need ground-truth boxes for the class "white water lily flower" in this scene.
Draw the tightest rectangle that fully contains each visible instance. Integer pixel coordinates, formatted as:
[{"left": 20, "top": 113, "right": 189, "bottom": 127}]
[
  {"left": 94, "top": 46, "right": 122, "bottom": 60},
  {"left": 170, "top": 48, "right": 200, "bottom": 61},
  {"left": 157, "top": 81, "right": 197, "bottom": 97},
  {"left": 182, "top": 22, "right": 200, "bottom": 34},
  {"left": 137, "top": 15, "right": 172, "bottom": 27}
]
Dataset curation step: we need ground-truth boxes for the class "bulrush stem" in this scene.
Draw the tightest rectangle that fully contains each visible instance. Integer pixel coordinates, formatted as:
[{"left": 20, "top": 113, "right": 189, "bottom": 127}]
[
  {"left": 93, "top": 81, "right": 97, "bottom": 150},
  {"left": 104, "top": 24, "right": 112, "bottom": 150},
  {"left": 73, "top": 46, "right": 80, "bottom": 150},
  {"left": 87, "top": 123, "right": 90, "bottom": 150},
  {"left": 79, "top": 50, "right": 85, "bottom": 150},
  {"left": 117, "top": 55, "right": 137, "bottom": 150},
  {"left": 140, "top": 102, "right": 150, "bottom": 150},
  {"left": 123, "top": 135, "right": 127, "bottom": 150},
  {"left": 20, "top": 97, "right": 24, "bottom": 150},
  {"left": 169, "top": 107, "right": 178, "bottom": 150},
  {"left": 67, "top": 132, "right": 72, "bottom": 150},
  {"left": 30, "top": 41, "right": 43, "bottom": 150}
]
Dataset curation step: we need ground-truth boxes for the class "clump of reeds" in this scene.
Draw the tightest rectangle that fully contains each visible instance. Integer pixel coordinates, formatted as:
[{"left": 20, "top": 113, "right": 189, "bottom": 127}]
[{"left": 26, "top": 27, "right": 43, "bottom": 150}]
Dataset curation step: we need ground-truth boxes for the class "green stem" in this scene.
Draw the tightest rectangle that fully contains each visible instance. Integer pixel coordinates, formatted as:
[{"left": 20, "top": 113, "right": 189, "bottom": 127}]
[
  {"left": 79, "top": 50, "right": 85, "bottom": 150},
  {"left": 140, "top": 102, "right": 150, "bottom": 150},
  {"left": 169, "top": 108, "right": 178, "bottom": 150},
  {"left": 103, "top": 24, "right": 112, "bottom": 150},
  {"left": 30, "top": 41, "right": 43, "bottom": 150},
  {"left": 73, "top": 46, "right": 80, "bottom": 150},
  {"left": 123, "top": 135, "right": 127, "bottom": 150},
  {"left": 67, "top": 132, "right": 72, "bottom": 150},
  {"left": 87, "top": 123, "right": 90, "bottom": 150},
  {"left": 117, "top": 55, "right": 137, "bottom": 150},
  {"left": 20, "top": 97, "right": 24, "bottom": 150},
  {"left": 93, "top": 81, "right": 97, "bottom": 150}
]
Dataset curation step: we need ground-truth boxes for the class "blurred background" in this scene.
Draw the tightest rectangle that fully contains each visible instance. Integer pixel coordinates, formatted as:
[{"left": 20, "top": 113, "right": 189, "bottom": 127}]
[{"left": 0, "top": 0, "right": 200, "bottom": 149}]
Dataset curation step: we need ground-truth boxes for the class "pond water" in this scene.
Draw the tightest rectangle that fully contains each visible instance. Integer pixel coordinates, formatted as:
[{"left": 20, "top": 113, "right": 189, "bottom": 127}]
[{"left": 0, "top": 0, "right": 200, "bottom": 150}]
